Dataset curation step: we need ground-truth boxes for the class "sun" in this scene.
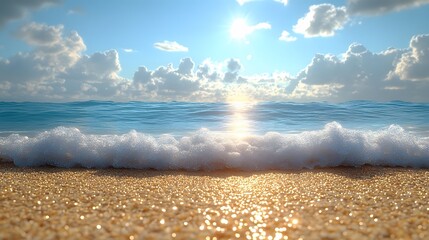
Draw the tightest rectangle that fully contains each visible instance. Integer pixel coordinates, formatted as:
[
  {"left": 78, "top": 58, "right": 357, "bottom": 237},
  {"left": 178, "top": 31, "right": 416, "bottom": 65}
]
[{"left": 230, "top": 18, "right": 250, "bottom": 40}]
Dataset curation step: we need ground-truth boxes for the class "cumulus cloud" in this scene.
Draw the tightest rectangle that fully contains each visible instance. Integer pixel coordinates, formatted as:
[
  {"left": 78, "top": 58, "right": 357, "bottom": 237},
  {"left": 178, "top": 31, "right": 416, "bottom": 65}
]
[
  {"left": 154, "top": 41, "right": 188, "bottom": 52},
  {"left": 224, "top": 58, "right": 244, "bottom": 83},
  {"left": 0, "top": 0, "right": 60, "bottom": 27},
  {"left": 196, "top": 59, "right": 222, "bottom": 82},
  {"left": 131, "top": 57, "right": 294, "bottom": 102},
  {"left": 393, "top": 34, "right": 429, "bottom": 81},
  {"left": 2, "top": 22, "right": 429, "bottom": 102},
  {"left": 16, "top": 22, "right": 85, "bottom": 71},
  {"left": 0, "top": 22, "right": 131, "bottom": 101},
  {"left": 16, "top": 22, "right": 63, "bottom": 46},
  {"left": 79, "top": 35, "right": 429, "bottom": 102},
  {"left": 60, "top": 50, "right": 128, "bottom": 98},
  {"left": 347, "top": 0, "right": 429, "bottom": 15},
  {"left": 132, "top": 60, "right": 200, "bottom": 100},
  {"left": 0, "top": 22, "right": 85, "bottom": 92},
  {"left": 298, "top": 44, "right": 401, "bottom": 86},
  {"left": 177, "top": 57, "right": 194, "bottom": 75},
  {"left": 226, "top": 58, "right": 242, "bottom": 73},
  {"left": 0, "top": 22, "right": 279, "bottom": 102},
  {"left": 293, "top": 4, "right": 348, "bottom": 38},
  {"left": 279, "top": 30, "right": 297, "bottom": 42},
  {"left": 293, "top": 35, "right": 429, "bottom": 102}
]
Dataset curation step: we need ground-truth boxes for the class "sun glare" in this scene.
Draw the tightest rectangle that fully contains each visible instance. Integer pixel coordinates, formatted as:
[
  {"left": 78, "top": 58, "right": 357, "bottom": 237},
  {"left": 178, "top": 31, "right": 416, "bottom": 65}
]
[
  {"left": 227, "top": 93, "right": 255, "bottom": 109},
  {"left": 230, "top": 18, "right": 250, "bottom": 40}
]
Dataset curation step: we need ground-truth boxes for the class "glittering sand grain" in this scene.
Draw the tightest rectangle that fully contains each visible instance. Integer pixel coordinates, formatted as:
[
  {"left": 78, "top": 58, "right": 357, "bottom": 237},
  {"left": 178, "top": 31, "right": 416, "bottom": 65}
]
[{"left": 0, "top": 163, "right": 428, "bottom": 239}]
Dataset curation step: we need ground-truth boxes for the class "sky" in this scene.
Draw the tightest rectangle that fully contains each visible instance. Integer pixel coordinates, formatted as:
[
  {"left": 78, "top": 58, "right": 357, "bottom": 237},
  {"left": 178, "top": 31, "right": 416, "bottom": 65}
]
[{"left": 0, "top": 0, "right": 429, "bottom": 102}]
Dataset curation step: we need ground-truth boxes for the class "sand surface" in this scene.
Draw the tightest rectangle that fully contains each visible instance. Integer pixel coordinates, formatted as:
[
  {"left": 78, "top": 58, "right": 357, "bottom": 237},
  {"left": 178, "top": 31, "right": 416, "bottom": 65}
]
[{"left": 0, "top": 163, "right": 428, "bottom": 239}]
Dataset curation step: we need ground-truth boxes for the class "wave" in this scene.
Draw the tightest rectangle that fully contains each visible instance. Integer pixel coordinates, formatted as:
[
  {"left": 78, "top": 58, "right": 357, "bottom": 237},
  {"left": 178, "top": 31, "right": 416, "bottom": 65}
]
[{"left": 0, "top": 122, "right": 428, "bottom": 170}]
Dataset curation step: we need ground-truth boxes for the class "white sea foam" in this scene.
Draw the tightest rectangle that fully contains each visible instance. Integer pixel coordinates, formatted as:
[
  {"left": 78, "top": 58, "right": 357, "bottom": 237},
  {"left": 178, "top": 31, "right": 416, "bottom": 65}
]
[{"left": 1, "top": 122, "right": 428, "bottom": 170}]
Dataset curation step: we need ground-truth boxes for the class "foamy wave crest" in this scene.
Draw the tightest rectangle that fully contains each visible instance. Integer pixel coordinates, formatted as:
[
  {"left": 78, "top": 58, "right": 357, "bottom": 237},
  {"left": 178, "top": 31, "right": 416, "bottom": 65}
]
[{"left": 1, "top": 122, "right": 428, "bottom": 170}]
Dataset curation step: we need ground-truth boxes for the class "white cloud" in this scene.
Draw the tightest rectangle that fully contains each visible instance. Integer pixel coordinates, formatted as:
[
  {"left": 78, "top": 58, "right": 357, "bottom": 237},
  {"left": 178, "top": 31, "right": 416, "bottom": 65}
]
[
  {"left": 60, "top": 50, "right": 126, "bottom": 98},
  {"left": 347, "top": 0, "right": 429, "bottom": 15},
  {"left": 224, "top": 58, "right": 244, "bottom": 82},
  {"left": 230, "top": 19, "right": 271, "bottom": 40},
  {"left": 154, "top": 41, "right": 188, "bottom": 52},
  {"left": 132, "top": 61, "right": 200, "bottom": 100},
  {"left": 138, "top": 35, "right": 429, "bottom": 102},
  {"left": 293, "top": 4, "right": 348, "bottom": 38},
  {"left": 0, "top": 22, "right": 131, "bottom": 101},
  {"left": 16, "top": 22, "right": 64, "bottom": 46},
  {"left": 226, "top": 58, "right": 242, "bottom": 73},
  {"left": 177, "top": 57, "right": 194, "bottom": 75},
  {"left": 253, "top": 22, "right": 271, "bottom": 31},
  {"left": 298, "top": 43, "right": 402, "bottom": 86},
  {"left": 15, "top": 22, "right": 86, "bottom": 71},
  {"left": 238, "top": 0, "right": 288, "bottom": 6},
  {"left": 393, "top": 34, "right": 429, "bottom": 81},
  {"left": 196, "top": 59, "right": 222, "bottom": 82},
  {"left": 0, "top": 0, "right": 60, "bottom": 27},
  {"left": 123, "top": 48, "right": 135, "bottom": 53},
  {"left": 71, "top": 50, "right": 121, "bottom": 78},
  {"left": 16, "top": 22, "right": 85, "bottom": 69},
  {"left": 2, "top": 22, "right": 429, "bottom": 102},
  {"left": 1, "top": 23, "right": 285, "bottom": 102},
  {"left": 293, "top": 35, "right": 429, "bottom": 102},
  {"left": 67, "top": 7, "right": 83, "bottom": 15},
  {"left": 275, "top": 0, "right": 288, "bottom": 6},
  {"left": 130, "top": 57, "right": 296, "bottom": 102},
  {"left": 236, "top": 0, "right": 251, "bottom": 5},
  {"left": 279, "top": 30, "right": 297, "bottom": 42}
]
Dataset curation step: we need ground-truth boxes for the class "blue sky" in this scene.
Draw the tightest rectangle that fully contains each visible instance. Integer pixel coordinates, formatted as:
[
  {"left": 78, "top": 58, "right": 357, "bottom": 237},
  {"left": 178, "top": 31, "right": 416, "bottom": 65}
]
[{"left": 1, "top": 0, "right": 429, "bottom": 102}]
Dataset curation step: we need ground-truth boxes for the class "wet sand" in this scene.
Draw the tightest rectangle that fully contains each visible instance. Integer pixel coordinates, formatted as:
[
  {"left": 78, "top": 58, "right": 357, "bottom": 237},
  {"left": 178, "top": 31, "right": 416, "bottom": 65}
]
[{"left": 0, "top": 162, "right": 428, "bottom": 239}]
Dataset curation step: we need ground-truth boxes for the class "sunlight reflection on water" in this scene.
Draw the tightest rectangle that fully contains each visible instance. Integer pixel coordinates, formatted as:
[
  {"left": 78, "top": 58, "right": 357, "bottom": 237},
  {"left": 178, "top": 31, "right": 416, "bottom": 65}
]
[{"left": 227, "top": 102, "right": 254, "bottom": 138}]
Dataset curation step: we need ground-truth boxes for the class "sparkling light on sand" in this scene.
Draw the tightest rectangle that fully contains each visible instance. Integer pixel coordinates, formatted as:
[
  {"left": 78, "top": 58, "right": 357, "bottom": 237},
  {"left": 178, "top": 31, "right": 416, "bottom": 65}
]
[{"left": 0, "top": 163, "right": 428, "bottom": 239}]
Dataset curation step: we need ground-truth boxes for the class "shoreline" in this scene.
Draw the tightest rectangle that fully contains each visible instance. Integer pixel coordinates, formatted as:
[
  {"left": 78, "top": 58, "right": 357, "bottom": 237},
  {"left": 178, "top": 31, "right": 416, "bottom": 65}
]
[{"left": 1, "top": 163, "right": 428, "bottom": 239}]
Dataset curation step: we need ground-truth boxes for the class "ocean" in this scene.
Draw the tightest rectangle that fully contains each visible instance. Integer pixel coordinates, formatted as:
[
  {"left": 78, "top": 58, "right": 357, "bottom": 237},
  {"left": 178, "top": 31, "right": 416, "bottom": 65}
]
[{"left": 0, "top": 101, "right": 428, "bottom": 170}]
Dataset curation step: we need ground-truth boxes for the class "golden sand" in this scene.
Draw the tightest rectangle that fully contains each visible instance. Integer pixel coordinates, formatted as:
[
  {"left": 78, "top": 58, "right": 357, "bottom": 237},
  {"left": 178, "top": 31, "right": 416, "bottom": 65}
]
[{"left": 0, "top": 163, "right": 428, "bottom": 239}]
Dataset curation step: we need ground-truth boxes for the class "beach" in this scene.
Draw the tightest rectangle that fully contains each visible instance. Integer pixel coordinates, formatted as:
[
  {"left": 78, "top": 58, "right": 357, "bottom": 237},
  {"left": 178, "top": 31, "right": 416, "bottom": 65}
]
[{"left": 0, "top": 162, "right": 428, "bottom": 239}]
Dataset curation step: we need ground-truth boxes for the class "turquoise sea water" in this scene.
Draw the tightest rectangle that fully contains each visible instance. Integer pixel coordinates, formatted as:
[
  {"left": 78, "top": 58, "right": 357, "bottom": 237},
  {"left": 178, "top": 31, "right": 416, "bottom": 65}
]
[{"left": 0, "top": 101, "right": 428, "bottom": 169}]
